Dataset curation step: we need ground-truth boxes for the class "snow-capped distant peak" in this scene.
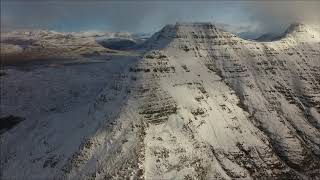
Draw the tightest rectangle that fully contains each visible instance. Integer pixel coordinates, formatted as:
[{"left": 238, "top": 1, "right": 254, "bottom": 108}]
[
  {"left": 286, "top": 23, "right": 310, "bottom": 33},
  {"left": 282, "top": 23, "right": 320, "bottom": 41}
]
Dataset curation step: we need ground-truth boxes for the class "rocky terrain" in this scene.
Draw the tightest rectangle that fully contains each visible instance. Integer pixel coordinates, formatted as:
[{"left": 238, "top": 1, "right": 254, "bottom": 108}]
[{"left": 1, "top": 23, "right": 319, "bottom": 179}]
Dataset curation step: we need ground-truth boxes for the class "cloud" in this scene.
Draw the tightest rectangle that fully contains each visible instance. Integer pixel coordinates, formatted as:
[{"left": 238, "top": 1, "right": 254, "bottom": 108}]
[
  {"left": 0, "top": 1, "right": 215, "bottom": 32},
  {"left": 1, "top": 1, "right": 319, "bottom": 34}
]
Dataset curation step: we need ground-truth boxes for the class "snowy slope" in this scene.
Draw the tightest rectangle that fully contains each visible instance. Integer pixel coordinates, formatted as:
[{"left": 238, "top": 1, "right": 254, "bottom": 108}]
[
  {"left": 139, "top": 22, "right": 320, "bottom": 179},
  {"left": 1, "top": 23, "right": 320, "bottom": 179}
]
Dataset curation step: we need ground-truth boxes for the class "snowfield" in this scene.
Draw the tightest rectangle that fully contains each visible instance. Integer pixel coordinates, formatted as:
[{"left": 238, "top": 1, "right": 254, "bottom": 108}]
[{"left": 1, "top": 23, "right": 320, "bottom": 179}]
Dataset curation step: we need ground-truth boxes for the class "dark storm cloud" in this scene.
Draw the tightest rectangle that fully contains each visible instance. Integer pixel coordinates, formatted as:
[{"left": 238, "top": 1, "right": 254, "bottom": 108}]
[
  {"left": 1, "top": 1, "right": 236, "bottom": 32},
  {"left": 1, "top": 0, "right": 320, "bottom": 34},
  {"left": 2, "top": 1, "right": 152, "bottom": 31}
]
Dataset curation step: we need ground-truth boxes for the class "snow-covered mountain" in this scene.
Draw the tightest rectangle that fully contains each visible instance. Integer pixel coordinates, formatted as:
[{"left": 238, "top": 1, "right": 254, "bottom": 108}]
[
  {"left": 1, "top": 30, "right": 107, "bottom": 64},
  {"left": 0, "top": 30, "right": 147, "bottom": 65},
  {"left": 1, "top": 22, "right": 319, "bottom": 179}
]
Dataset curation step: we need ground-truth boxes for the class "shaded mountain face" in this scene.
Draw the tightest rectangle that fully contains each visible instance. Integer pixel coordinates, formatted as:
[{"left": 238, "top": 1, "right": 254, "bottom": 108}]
[
  {"left": 255, "top": 33, "right": 282, "bottom": 42},
  {"left": 96, "top": 38, "right": 137, "bottom": 50},
  {"left": 1, "top": 23, "right": 319, "bottom": 179}
]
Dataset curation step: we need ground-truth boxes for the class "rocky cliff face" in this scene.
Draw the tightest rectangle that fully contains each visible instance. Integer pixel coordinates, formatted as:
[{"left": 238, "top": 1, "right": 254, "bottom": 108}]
[
  {"left": 1, "top": 23, "right": 319, "bottom": 179},
  {"left": 136, "top": 22, "right": 320, "bottom": 179}
]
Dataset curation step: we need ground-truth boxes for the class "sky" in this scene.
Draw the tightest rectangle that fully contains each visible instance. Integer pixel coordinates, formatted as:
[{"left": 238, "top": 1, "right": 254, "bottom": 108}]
[{"left": 1, "top": 0, "right": 320, "bottom": 35}]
